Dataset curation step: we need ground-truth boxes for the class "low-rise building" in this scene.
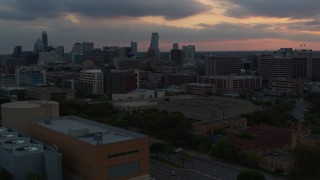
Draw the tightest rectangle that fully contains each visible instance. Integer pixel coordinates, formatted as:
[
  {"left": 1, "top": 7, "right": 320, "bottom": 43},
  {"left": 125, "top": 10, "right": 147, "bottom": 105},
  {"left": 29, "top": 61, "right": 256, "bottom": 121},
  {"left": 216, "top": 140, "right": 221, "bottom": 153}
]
[
  {"left": 28, "top": 116, "right": 149, "bottom": 180},
  {"left": 267, "top": 78, "right": 309, "bottom": 96},
  {"left": 113, "top": 101, "right": 158, "bottom": 113},
  {"left": 192, "top": 117, "right": 247, "bottom": 135},
  {"left": 231, "top": 125, "right": 294, "bottom": 155},
  {"left": 259, "top": 151, "right": 295, "bottom": 174},
  {"left": 112, "top": 88, "right": 165, "bottom": 101},
  {"left": 0, "top": 127, "right": 62, "bottom": 180},
  {"left": 26, "top": 86, "right": 75, "bottom": 101},
  {"left": 0, "top": 73, "right": 15, "bottom": 86},
  {"left": 184, "top": 83, "right": 215, "bottom": 96},
  {"left": 197, "top": 75, "right": 262, "bottom": 94}
]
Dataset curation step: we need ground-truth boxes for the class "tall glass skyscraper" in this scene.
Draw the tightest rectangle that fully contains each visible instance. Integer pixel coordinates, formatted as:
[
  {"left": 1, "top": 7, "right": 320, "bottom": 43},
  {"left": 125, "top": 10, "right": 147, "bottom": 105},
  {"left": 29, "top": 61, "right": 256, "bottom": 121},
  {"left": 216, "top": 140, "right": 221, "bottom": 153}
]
[
  {"left": 151, "top": 33, "right": 160, "bottom": 59},
  {"left": 131, "top": 41, "right": 138, "bottom": 56},
  {"left": 42, "top": 31, "right": 48, "bottom": 52}
]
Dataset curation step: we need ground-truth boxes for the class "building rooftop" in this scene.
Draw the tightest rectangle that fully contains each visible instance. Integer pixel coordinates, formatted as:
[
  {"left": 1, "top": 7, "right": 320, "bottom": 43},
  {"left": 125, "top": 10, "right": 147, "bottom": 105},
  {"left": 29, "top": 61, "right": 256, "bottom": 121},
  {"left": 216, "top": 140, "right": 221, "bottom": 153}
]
[
  {"left": 0, "top": 86, "right": 26, "bottom": 91},
  {"left": 81, "top": 69, "right": 102, "bottom": 73},
  {"left": 36, "top": 116, "right": 146, "bottom": 145},
  {"left": 1, "top": 100, "right": 58, "bottom": 109},
  {"left": 113, "top": 101, "right": 158, "bottom": 107},
  {"left": 0, "top": 127, "right": 47, "bottom": 156},
  {"left": 27, "top": 86, "right": 74, "bottom": 93},
  {"left": 193, "top": 116, "right": 247, "bottom": 126},
  {"left": 231, "top": 125, "right": 292, "bottom": 151}
]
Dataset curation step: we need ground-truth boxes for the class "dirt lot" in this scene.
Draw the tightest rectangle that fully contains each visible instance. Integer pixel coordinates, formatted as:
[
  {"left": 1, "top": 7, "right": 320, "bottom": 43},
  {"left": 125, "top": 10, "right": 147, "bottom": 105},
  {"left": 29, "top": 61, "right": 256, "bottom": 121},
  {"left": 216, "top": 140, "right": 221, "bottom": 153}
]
[{"left": 157, "top": 95, "right": 261, "bottom": 121}]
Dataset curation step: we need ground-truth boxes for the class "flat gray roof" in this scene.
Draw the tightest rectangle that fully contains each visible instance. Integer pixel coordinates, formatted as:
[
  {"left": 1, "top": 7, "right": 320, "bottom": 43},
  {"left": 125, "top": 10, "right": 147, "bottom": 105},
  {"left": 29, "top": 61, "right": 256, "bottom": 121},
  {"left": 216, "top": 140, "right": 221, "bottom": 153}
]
[
  {"left": 193, "top": 116, "right": 246, "bottom": 126},
  {"left": 1, "top": 100, "right": 58, "bottom": 109},
  {"left": 37, "top": 116, "right": 146, "bottom": 145}
]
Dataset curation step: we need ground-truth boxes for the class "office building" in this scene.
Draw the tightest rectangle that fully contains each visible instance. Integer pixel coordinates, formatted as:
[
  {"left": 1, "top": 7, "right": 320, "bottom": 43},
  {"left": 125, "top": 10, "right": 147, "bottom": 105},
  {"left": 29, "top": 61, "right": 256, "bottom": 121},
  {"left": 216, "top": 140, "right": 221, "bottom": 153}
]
[
  {"left": 3, "top": 57, "right": 25, "bottom": 74},
  {"left": 42, "top": 31, "right": 48, "bottom": 52},
  {"left": 312, "top": 57, "right": 320, "bottom": 81},
  {"left": 197, "top": 75, "right": 262, "bottom": 94},
  {"left": 15, "top": 66, "right": 46, "bottom": 86},
  {"left": 71, "top": 43, "right": 83, "bottom": 54},
  {"left": 28, "top": 116, "right": 149, "bottom": 180},
  {"left": 258, "top": 49, "right": 312, "bottom": 81},
  {"left": 26, "top": 86, "right": 75, "bottom": 101},
  {"left": 55, "top": 46, "right": 64, "bottom": 57},
  {"left": 205, "top": 56, "right": 241, "bottom": 76},
  {"left": 78, "top": 69, "right": 104, "bottom": 95},
  {"left": 110, "top": 70, "right": 137, "bottom": 94},
  {"left": 82, "top": 42, "right": 94, "bottom": 54},
  {"left": 38, "top": 51, "right": 60, "bottom": 66},
  {"left": 267, "top": 78, "right": 309, "bottom": 97},
  {"left": 34, "top": 39, "right": 44, "bottom": 54},
  {"left": 0, "top": 73, "right": 15, "bottom": 86},
  {"left": 182, "top": 45, "right": 195, "bottom": 62},
  {"left": 151, "top": 33, "right": 160, "bottom": 59},
  {"left": 170, "top": 49, "right": 183, "bottom": 65},
  {"left": 0, "top": 127, "right": 62, "bottom": 180},
  {"left": 131, "top": 41, "right": 138, "bottom": 56},
  {"left": 12, "top": 46, "right": 22, "bottom": 58},
  {"left": 1, "top": 100, "right": 59, "bottom": 134},
  {"left": 173, "top": 43, "right": 179, "bottom": 50}
]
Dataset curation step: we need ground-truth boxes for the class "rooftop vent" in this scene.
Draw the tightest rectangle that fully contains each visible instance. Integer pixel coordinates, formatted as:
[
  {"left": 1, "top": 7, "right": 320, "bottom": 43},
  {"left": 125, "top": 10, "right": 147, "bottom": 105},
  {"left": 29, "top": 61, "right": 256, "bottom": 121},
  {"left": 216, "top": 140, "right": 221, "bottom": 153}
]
[
  {"left": 93, "top": 132, "right": 102, "bottom": 141},
  {"left": 44, "top": 120, "right": 52, "bottom": 124},
  {"left": 5, "top": 139, "right": 26, "bottom": 144},
  {"left": 69, "top": 127, "right": 89, "bottom": 137},
  {"left": 16, "top": 146, "right": 39, "bottom": 152}
]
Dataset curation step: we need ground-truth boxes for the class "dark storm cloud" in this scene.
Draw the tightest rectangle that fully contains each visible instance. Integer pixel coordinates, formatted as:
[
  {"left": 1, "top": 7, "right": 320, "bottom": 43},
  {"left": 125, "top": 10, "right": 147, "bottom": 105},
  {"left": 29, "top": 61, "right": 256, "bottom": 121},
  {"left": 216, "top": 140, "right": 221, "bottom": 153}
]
[
  {"left": 0, "top": 0, "right": 211, "bottom": 21},
  {"left": 286, "top": 20, "right": 320, "bottom": 32},
  {"left": 224, "top": 0, "right": 320, "bottom": 19}
]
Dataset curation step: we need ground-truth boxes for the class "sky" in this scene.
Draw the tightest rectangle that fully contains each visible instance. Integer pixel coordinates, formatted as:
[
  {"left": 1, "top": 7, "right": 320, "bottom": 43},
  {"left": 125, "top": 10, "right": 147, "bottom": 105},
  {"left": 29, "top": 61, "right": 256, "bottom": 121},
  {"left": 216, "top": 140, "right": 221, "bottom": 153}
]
[{"left": 1, "top": 0, "right": 320, "bottom": 53}]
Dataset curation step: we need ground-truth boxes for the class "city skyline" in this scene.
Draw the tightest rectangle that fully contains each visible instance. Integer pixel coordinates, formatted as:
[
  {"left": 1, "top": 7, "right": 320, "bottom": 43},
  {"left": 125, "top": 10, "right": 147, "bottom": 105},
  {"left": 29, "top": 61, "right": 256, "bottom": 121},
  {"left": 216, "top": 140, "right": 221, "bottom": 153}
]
[{"left": 0, "top": 0, "right": 320, "bottom": 53}]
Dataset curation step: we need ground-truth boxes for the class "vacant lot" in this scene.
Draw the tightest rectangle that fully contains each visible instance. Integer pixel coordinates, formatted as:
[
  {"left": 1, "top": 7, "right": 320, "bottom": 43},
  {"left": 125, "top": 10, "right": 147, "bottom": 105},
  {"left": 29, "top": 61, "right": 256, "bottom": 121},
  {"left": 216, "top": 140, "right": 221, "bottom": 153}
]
[{"left": 158, "top": 95, "right": 261, "bottom": 121}]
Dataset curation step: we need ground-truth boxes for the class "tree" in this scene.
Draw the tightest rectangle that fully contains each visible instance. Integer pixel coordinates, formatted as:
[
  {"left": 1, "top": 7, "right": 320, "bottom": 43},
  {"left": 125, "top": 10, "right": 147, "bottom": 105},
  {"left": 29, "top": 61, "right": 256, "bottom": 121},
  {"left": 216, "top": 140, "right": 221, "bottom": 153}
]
[
  {"left": 150, "top": 142, "right": 167, "bottom": 158},
  {"left": 26, "top": 172, "right": 45, "bottom": 180},
  {"left": 178, "top": 152, "right": 193, "bottom": 167},
  {"left": 210, "top": 137, "right": 235, "bottom": 159},
  {"left": 244, "top": 150, "right": 260, "bottom": 166},
  {"left": 237, "top": 170, "right": 265, "bottom": 180}
]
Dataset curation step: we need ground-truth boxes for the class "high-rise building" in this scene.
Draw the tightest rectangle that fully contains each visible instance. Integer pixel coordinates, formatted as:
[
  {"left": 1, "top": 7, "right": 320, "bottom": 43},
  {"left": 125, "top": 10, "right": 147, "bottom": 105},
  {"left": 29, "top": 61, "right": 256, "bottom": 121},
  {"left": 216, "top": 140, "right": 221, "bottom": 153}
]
[
  {"left": 12, "top": 46, "right": 22, "bottom": 58},
  {"left": 171, "top": 49, "right": 182, "bottom": 65},
  {"left": 258, "top": 49, "right": 312, "bottom": 81},
  {"left": 71, "top": 43, "right": 83, "bottom": 54},
  {"left": 131, "top": 41, "right": 138, "bottom": 56},
  {"left": 55, "top": 46, "right": 64, "bottom": 57},
  {"left": 42, "top": 31, "right": 48, "bottom": 52},
  {"left": 82, "top": 42, "right": 94, "bottom": 54},
  {"left": 34, "top": 38, "right": 44, "bottom": 54},
  {"left": 173, "top": 43, "right": 179, "bottom": 50},
  {"left": 151, "top": 33, "right": 160, "bottom": 59},
  {"left": 182, "top": 45, "right": 195, "bottom": 62}
]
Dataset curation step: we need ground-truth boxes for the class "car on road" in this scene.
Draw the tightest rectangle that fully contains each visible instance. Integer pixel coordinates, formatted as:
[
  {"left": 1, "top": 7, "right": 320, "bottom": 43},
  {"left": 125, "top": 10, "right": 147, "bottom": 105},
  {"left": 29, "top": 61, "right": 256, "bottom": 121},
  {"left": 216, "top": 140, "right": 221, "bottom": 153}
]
[{"left": 174, "top": 148, "right": 184, "bottom": 153}]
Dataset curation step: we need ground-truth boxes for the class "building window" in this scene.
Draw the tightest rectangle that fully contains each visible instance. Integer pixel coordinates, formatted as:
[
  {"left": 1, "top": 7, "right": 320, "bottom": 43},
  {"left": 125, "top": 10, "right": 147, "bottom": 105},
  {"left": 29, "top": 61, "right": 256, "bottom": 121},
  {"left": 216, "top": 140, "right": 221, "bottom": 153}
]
[
  {"left": 108, "top": 149, "right": 139, "bottom": 159},
  {"left": 108, "top": 161, "right": 140, "bottom": 178}
]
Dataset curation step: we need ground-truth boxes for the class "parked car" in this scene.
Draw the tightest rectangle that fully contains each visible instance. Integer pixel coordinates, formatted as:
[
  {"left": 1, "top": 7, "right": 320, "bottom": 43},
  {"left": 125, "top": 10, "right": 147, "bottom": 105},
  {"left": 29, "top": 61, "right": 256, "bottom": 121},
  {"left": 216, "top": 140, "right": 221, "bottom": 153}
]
[{"left": 174, "top": 148, "right": 184, "bottom": 153}]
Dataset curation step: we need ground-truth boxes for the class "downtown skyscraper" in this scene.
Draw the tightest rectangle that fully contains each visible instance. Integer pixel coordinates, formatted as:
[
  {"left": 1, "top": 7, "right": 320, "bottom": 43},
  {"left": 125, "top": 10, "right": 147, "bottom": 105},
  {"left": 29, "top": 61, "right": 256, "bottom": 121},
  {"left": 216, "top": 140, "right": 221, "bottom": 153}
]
[
  {"left": 151, "top": 33, "right": 160, "bottom": 59},
  {"left": 42, "top": 31, "right": 48, "bottom": 52}
]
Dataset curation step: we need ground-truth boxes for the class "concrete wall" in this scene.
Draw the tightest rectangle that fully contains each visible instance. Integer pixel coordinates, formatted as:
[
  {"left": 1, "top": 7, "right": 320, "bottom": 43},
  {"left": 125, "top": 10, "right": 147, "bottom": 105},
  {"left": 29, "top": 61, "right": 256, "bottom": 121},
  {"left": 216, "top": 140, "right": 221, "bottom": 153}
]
[{"left": 1, "top": 101, "right": 59, "bottom": 134}]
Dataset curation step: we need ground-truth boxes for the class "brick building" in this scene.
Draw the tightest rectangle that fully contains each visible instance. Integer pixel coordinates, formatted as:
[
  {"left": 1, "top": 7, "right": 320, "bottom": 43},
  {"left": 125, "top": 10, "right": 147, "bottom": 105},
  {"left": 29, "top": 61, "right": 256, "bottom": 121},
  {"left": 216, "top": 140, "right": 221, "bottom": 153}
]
[{"left": 28, "top": 116, "right": 149, "bottom": 180}]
